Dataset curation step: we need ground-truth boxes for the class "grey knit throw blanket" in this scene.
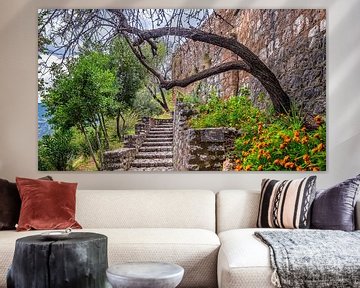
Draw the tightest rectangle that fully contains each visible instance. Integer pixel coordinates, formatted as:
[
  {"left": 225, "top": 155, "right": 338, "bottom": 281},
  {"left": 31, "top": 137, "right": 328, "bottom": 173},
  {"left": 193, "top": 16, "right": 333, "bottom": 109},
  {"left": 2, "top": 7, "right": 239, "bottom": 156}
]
[{"left": 255, "top": 230, "right": 360, "bottom": 288}]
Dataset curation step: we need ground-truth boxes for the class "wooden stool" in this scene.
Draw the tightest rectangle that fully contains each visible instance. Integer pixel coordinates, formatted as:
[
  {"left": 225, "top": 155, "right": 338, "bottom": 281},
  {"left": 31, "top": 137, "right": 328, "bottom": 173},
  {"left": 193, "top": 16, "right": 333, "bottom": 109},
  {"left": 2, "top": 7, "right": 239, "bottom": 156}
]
[{"left": 7, "top": 232, "right": 108, "bottom": 288}]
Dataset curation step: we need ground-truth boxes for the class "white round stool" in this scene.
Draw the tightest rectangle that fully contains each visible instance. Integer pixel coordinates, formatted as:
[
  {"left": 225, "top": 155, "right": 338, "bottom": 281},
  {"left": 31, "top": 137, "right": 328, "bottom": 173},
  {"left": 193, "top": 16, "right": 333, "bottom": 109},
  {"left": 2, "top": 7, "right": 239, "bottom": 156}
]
[{"left": 106, "top": 262, "right": 184, "bottom": 288}]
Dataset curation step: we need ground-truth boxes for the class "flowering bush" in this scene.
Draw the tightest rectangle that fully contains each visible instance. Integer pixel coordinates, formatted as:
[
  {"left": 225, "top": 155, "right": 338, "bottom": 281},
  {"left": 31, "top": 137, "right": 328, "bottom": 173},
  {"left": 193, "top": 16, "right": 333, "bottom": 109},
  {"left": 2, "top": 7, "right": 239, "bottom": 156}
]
[{"left": 187, "top": 91, "right": 326, "bottom": 171}]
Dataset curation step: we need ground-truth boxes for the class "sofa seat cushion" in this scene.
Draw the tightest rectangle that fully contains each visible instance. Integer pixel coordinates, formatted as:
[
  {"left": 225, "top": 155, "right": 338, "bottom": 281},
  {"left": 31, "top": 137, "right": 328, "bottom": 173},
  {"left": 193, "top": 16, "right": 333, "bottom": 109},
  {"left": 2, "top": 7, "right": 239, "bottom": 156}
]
[
  {"left": 0, "top": 228, "right": 219, "bottom": 288},
  {"left": 218, "top": 228, "right": 282, "bottom": 288}
]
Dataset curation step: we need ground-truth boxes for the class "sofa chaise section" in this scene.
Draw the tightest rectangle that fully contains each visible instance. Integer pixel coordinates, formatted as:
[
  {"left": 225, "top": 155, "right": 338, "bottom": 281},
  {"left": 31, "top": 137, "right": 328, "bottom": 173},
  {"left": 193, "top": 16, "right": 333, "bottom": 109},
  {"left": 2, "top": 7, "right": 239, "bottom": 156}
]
[{"left": 216, "top": 189, "right": 360, "bottom": 288}]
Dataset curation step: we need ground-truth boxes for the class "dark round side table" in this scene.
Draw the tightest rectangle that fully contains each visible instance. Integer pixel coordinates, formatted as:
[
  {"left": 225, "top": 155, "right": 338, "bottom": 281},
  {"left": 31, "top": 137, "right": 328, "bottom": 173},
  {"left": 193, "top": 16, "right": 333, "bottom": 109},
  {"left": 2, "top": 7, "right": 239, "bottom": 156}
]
[{"left": 7, "top": 232, "right": 108, "bottom": 288}]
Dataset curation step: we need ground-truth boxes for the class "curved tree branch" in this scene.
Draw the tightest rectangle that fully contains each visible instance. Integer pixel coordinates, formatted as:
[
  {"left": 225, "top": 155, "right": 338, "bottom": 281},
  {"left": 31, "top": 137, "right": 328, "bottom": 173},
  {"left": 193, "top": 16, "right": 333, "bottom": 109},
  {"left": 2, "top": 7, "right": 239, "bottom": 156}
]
[
  {"left": 123, "top": 36, "right": 165, "bottom": 83},
  {"left": 161, "top": 60, "right": 250, "bottom": 90},
  {"left": 124, "top": 26, "right": 290, "bottom": 113}
]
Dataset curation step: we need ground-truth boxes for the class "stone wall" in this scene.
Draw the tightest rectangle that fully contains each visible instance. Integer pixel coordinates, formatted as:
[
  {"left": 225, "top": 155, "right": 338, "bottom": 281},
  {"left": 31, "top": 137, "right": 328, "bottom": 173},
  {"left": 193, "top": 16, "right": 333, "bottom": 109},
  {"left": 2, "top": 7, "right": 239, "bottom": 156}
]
[
  {"left": 173, "top": 102, "right": 192, "bottom": 170},
  {"left": 172, "top": 9, "right": 326, "bottom": 115},
  {"left": 103, "top": 148, "right": 137, "bottom": 171},
  {"left": 103, "top": 117, "right": 156, "bottom": 171},
  {"left": 173, "top": 102, "right": 240, "bottom": 171}
]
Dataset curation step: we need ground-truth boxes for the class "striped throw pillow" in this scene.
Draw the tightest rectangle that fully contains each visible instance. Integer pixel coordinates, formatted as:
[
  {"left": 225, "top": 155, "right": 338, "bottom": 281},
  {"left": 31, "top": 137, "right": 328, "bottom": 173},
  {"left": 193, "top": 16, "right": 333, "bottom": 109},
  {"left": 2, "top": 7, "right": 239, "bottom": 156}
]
[{"left": 257, "top": 176, "right": 317, "bottom": 229}]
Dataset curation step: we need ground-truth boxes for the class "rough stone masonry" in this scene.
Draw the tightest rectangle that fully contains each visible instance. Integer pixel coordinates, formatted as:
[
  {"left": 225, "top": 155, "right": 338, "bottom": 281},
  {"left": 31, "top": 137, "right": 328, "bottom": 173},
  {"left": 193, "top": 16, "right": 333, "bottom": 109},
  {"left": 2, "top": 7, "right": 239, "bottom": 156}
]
[{"left": 172, "top": 9, "right": 326, "bottom": 116}]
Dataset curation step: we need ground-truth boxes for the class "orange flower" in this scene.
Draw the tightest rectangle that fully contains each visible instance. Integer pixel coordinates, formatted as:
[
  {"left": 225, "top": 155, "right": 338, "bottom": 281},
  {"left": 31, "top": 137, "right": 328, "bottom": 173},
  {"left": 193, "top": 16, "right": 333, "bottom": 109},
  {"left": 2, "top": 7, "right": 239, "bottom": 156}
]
[
  {"left": 301, "top": 136, "right": 308, "bottom": 144},
  {"left": 245, "top": 165, "right": 252, "bottom": 171},
  {"left": 313, "top": 133, "right": 320, "bottom": 139},
  {"left": 283, "top": 155, "right": 290, "bottom": 162},
  {"left": 235, "top": 159, "right": 241, "bottom": 164},
  {"left": 258, "top": 165, "right": 263, "bottom": 171},
  {"left": 317, "top": 143, "right": 324, "bottom": 151},
  {"left": 301, "top": 127, "right": 307, "bottom": 132},
  {"left": 294, "top": 130, "right": 300, "bottom": 137},
  {"left": 283, "top": 136, "right": 291, "bottom": 143},
  {"left": 303, "top": 154, "right": 310, "bottom": 161},
  {"left": 284, "top": 162, "right": 295, "bottom": 169},
  {"left": 314, "top": 115, "right": 323, "bottom": 125},
  {"left": 312, "top": 167, "right": 320, "bottom": 172},
  {"left": 280, "top": 143, "right": 286, "bottom": 149},
  {"left": 235, "top": 164, "right": 243, "bottom": 171},
  {"left": 274, "top": 159, "right": 280, "bottom": 165},
  {"left": 296, "top": 166, "right": 303, "bottom": 171}
]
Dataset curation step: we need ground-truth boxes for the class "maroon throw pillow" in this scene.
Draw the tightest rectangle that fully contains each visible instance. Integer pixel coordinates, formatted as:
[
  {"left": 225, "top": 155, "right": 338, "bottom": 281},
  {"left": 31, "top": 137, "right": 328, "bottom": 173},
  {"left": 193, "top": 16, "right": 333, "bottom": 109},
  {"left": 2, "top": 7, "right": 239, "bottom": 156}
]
[
  {"left": 16, "top": 177, "right": 82, "bottom": 231},
  {"left": 0, "top": 176, "right": 52, "bottom": 230}
]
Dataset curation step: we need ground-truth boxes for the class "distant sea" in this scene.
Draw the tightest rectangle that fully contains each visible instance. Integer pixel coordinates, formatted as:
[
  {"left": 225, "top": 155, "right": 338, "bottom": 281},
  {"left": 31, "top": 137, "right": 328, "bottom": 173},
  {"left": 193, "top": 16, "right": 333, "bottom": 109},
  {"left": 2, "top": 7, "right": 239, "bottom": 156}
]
[{"left": 38, "top": 102, "right": 52, "bottom": 139}]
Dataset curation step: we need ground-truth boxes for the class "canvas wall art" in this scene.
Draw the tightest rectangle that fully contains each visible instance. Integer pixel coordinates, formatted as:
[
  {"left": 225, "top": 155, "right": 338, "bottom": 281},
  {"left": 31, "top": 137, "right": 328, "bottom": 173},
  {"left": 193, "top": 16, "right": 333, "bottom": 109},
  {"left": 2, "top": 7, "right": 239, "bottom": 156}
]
[{"left": 38, "top": 9, "right": 326, "bottom": 171}]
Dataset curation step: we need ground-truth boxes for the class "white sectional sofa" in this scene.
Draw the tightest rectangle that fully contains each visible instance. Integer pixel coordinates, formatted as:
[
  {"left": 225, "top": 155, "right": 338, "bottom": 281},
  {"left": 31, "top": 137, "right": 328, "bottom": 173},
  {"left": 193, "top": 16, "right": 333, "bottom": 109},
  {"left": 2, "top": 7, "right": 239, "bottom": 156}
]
[
  {"left": 0, "top": 189, "right": 359, "bottom": 288},
  {"left": 0, "top": 190, "right": 219, "bottom": 288}
]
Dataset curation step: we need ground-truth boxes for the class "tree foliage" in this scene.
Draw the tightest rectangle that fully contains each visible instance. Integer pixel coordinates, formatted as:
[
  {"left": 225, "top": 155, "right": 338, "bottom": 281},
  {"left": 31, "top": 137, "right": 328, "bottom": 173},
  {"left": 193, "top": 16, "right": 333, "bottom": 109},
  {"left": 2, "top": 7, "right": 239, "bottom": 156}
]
[
  {"left": 108, "top": 38, "right": 147, "bottom": 140},
  {"left": 43, "top": 51, "right": 118, "bottom": 170}
]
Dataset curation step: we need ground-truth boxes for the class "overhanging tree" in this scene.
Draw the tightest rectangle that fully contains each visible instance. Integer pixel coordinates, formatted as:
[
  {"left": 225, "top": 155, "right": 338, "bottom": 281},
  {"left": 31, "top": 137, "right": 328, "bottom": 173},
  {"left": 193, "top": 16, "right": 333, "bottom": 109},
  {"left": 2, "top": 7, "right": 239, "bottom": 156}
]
[{"left": 39, "top": 9, "right": 291, "bottom": 113}]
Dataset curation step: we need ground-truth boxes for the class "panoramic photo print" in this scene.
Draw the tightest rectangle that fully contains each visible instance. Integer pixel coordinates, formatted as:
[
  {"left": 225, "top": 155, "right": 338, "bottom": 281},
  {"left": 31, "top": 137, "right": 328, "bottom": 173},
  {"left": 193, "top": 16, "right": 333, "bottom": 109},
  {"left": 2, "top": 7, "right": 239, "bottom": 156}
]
[{"left": 38, "top": 9, "right": 326, "bottom": 171}]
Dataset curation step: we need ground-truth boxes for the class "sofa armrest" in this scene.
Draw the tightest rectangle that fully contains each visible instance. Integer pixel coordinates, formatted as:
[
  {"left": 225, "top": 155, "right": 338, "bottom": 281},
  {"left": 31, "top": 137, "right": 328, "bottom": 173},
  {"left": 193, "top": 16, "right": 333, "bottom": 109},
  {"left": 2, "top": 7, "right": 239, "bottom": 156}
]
[{"left": 356, "top": 200, "right": 360, "bottom": 230}]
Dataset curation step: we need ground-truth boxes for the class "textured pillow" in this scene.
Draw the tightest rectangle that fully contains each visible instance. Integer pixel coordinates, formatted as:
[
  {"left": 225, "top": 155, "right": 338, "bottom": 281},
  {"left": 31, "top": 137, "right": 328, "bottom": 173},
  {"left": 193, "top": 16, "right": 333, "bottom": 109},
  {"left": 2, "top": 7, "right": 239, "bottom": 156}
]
[
  {"left": 16, "top": 177, "right": 82, "bottom": 231},
  {"left": 311, "top": 174, "right": 360, "bottom": 231},
  {"left": 257, "top": 176, "right": 317, "bottom": 229},
  {"left": 0, "top": 176, "right": 52, "bottom": 230}
]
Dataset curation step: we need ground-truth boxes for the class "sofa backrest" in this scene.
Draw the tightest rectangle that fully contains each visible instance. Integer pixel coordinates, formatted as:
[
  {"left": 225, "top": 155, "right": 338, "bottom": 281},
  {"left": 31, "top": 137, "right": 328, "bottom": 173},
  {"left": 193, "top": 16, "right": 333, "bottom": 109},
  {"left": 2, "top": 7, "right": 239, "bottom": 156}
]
[
  {"left": 217, "top": 190, "right": 360, "bottom": 233},
  {"left": 216, "top": 190, "right": 260, "bottom": 233},
  {"left": 76, "top": 190, "right": 216, "bottom": 231}
]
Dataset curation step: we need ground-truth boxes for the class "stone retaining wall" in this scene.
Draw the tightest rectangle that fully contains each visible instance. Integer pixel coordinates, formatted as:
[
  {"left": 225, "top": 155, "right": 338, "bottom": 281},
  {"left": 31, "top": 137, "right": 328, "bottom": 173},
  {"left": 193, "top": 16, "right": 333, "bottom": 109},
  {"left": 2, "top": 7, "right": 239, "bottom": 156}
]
[
  {"left": 103, "top": 117, "right": 156, "bottom": 171},
  {"left": 103, "top": 148, "right": 137, "bottom": 171},
  {"left": 173, "top": 102, "right": 240, "bottom": 171}
]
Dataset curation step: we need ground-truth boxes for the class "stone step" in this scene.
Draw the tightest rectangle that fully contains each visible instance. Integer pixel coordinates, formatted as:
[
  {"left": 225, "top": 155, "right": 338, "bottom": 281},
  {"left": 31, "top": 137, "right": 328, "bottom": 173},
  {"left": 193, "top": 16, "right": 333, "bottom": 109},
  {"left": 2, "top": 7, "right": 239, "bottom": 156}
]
[
  {"left": 131, "top": 158, "right": 173, "bottom": 168},
  {"left": 154, "top": 119, "right": 173, "bottom": 123},
  {"left": 145, "top": 137, "right": 173, "bottom": 142},
  {"left": 155, "top": 122, "right": 173, "bottom": 126},
  {"left": 128, "top": 166, "right": 174, "bottom": 172},
  {"left": 142, "top": 141, "right": 172, "bottom": 147},
  {"left": 139, "top": 146, "right": 172, "bottom": 152},
  {"left": 150, "top": 127, "right": 173, "bottom": 132},
  {"left": 147, "top": 132, "right": 173, "bottom": 137},
  {"left": 154, "top": 126, "right": 173, "bottom": 129},
  {"left": 136, "top": 152, "right": 173, "bottom": 159}
]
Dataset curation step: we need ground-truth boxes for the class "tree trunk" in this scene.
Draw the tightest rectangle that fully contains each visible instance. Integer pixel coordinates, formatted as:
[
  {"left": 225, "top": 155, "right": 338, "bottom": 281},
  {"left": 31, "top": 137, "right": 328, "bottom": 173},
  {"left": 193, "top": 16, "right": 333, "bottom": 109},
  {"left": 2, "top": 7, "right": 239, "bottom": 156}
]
[
  {"left": 116, "top": 109, "right": 125, "bottom": 141},
  {"left": 159, "top": 88, "right": 170, "bottom": 112},
  {"left": 146, "top": 85, "right": 170, "bottom": 112},
  {"left": 92, "top": 122, "right": 104, "bottom": 169},
  {"left": 7, "top": 232, "right": 108, "bottom": 288},
  {"left": 79, "top": 123, "right": 101, "bottom": 171},
  {"left": 119, "top": 112, "right": 126, "bottom": 138},
  {"left": 98, "top": 113, "right": 109, "bottom": 149}
]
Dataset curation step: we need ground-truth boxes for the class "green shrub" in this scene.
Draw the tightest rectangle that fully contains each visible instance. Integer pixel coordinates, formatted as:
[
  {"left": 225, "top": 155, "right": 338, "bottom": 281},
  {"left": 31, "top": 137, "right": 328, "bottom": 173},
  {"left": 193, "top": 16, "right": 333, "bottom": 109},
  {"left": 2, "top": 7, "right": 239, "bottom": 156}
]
[{"left": 38, "top": 129, "right": 78, "bottom": 171}]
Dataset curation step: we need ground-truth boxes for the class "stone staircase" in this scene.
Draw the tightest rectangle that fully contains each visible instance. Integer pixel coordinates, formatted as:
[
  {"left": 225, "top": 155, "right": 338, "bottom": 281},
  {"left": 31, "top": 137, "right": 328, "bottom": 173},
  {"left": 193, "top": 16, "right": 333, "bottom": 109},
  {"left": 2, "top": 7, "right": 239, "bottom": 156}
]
[{"left": 129, "top": 119, "right": 174, "bottom": 171}]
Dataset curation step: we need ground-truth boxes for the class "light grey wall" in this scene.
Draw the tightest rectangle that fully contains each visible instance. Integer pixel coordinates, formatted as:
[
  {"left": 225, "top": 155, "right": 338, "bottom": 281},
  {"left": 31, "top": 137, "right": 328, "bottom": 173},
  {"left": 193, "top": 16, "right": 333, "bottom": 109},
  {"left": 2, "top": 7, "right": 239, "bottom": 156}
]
[{"left": 0, "top": 0, "right": 359, "bottom": 190}]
